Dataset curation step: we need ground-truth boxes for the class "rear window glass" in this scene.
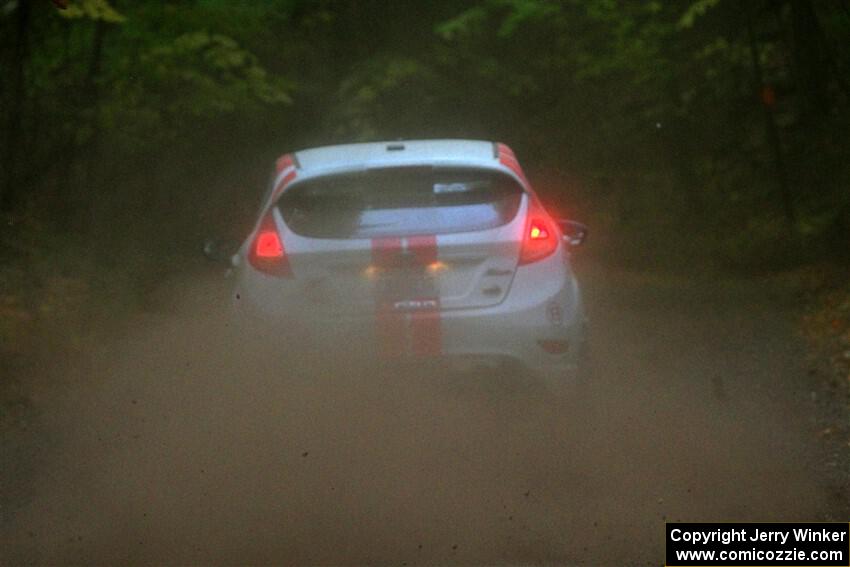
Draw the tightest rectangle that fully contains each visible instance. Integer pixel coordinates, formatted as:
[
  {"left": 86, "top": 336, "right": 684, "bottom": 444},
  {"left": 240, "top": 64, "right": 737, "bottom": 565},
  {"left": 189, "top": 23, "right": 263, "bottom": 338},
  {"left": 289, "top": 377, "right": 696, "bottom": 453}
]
[{"left": 277, "top": 167, "right": 524, "bottom": 239}]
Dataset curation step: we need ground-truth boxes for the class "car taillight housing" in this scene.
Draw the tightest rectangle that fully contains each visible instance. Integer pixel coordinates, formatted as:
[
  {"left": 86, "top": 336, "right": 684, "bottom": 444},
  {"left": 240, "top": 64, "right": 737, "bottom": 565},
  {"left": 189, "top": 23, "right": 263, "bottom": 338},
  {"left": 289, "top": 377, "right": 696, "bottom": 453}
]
[
  {"left": 519, "top": 197, "right": 559, "bottom": 265},
  {"left": 248, "top": 212, "right": 292, "bottom": 277}
]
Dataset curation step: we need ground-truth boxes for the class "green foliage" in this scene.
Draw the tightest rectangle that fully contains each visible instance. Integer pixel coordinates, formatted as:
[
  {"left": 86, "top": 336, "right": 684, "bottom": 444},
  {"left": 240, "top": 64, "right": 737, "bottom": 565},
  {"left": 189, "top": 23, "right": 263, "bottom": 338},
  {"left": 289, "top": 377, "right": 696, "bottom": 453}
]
[
  {"left": 332, "top": 56, "right": 438, "bottom": 139},
  {"left": 677, "top": 0, "right": 720, "bottom": 29},
  {"left": 436, "top": 0, "right": 559, "bottom": 40},
  {"left": 134, "top": 31, "right": 291, "bottom": 116},
  {"left": 1, "top": 0, "right": 847, "bottom": 271},
  {"left": 435, "top": 5, "right": 487, "bottom": 40},
  {"left": 58, "top": 0, "right": 125, "bottom": 23}
]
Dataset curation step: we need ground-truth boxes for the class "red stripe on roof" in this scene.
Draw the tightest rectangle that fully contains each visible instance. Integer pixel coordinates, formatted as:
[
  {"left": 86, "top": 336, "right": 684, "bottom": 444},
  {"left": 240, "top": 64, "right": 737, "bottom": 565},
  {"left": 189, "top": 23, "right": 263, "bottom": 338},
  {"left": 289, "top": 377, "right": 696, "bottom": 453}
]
[
  {"left": 496, "top": 143, "right": 529, "bottom": 186},
  {"left": 496, "top": 142, "right": 515, "bottom": 158},
  {"left": 275, "top": 154, "right": 294, "bottom": 173}
]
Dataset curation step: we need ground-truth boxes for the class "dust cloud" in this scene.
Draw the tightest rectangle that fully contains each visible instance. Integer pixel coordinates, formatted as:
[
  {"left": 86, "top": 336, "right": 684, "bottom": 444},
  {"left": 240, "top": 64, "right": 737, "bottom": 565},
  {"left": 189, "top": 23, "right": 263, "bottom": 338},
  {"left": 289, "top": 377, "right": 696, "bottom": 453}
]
[{"left": 0, "top": 265, "right": 840, "bottom": 565}]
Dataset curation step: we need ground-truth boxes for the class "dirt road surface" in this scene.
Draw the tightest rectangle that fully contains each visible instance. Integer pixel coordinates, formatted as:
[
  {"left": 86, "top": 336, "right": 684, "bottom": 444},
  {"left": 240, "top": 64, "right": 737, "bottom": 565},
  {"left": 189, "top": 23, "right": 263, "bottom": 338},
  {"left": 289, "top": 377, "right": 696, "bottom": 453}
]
[{"left": 2, "top": 264, "right": 847, "bottom": 565}]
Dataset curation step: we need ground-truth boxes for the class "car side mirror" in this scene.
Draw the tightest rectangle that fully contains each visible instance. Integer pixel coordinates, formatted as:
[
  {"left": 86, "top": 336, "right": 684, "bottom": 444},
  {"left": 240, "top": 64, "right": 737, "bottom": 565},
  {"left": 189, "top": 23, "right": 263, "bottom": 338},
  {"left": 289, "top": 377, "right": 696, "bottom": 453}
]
[
  {"left": 558, "top": 220, "right": 588, "bottom": 246},
  {"left": 203, "top": 237, "right": 239, "bottom": 265}
]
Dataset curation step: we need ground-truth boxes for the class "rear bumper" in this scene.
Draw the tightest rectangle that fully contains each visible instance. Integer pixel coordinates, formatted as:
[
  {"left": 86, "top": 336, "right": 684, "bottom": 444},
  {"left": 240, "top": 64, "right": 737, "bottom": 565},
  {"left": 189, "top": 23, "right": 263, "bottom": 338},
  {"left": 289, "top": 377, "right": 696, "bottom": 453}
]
[
  {"left": 233, "top": 268, "right": 585, "bottom": 386},
  {"left": 438, "top": 277, "right": 584, "bottom": 378}
]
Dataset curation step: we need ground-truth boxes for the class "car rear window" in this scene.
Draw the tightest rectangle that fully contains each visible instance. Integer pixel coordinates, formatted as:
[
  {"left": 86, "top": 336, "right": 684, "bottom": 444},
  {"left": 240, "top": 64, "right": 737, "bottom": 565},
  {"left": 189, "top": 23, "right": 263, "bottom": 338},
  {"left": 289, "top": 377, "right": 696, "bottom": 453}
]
[{"left": 276, "top": 167, "right": 523, "bottom": 239}]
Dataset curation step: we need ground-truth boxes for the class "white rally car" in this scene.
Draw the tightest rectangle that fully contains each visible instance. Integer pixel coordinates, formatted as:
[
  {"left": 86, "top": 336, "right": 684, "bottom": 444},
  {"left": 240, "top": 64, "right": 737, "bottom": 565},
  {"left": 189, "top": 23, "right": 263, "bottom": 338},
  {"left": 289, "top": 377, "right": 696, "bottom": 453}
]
[{"left": 220, "top": 140, "right": 588, "bottom": 388}]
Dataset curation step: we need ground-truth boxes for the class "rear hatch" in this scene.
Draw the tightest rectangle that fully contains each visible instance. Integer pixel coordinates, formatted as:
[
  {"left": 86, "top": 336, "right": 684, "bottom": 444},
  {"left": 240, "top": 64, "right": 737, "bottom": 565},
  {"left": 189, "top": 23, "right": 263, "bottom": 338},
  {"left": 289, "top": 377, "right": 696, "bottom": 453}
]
[{"left": 274, "top": 166, "right": 526, "bottom": 315}]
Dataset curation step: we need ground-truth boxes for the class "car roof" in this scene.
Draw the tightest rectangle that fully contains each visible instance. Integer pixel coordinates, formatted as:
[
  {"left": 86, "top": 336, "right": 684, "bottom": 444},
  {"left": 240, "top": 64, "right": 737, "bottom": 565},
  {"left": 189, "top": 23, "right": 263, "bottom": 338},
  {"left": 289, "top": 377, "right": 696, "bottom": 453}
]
[{"left": 293, "top": 139, "right": 499, "bottom": 173}]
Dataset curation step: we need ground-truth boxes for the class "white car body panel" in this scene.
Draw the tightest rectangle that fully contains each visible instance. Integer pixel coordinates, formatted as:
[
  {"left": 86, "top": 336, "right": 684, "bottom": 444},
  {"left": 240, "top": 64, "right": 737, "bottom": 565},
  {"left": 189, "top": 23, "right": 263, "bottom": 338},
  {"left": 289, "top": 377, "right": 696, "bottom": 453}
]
[{"left": 230, "top": 139, "right": 586, "bottom": 386}]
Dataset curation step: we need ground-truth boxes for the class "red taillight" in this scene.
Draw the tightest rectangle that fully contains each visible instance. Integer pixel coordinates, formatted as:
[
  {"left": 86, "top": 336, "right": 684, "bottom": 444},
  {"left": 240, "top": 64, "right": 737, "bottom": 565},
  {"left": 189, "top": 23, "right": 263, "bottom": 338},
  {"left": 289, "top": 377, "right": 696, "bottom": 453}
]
[
  {"left": 255, "top": 231, "right": 282, "bottom": 258},
  {"left": 248, "top": 213, "right": 292, "bottom": 277},
  {"left": 519, "top": 199, "right": 559, "bottom": 265}
]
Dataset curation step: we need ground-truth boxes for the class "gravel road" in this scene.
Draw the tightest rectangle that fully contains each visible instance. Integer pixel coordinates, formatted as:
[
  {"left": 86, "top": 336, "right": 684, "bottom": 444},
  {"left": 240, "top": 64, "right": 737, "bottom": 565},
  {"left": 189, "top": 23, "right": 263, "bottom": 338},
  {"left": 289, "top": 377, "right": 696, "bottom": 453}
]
[{"left": 2, "top": 264, "right": 847, "bottom": 565}]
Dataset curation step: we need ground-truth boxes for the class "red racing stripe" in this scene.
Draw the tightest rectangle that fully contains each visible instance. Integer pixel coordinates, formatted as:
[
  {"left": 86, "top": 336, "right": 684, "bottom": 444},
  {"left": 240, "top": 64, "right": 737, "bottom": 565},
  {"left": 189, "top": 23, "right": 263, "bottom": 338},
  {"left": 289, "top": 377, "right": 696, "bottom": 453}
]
[
  {"left": 371, "top": 236, "right": 403, "bottom": 268},
  {"left": 407, "top": 234, "right": 437, "bottom": 265},
  {"left": 372, "top": 237, "right": 406, "bottom": 358},
  {"left": 496, "top": 143, "right": 530, "bottom": 186},
  {"left": 275, "top": 154, "right": 294, "bottom": 173},
  {"left": 496, "top": 143, "right": 515, "bottom": 158},
  {"left": 407, "top": 235, "right": 442, "bottom": 356}
]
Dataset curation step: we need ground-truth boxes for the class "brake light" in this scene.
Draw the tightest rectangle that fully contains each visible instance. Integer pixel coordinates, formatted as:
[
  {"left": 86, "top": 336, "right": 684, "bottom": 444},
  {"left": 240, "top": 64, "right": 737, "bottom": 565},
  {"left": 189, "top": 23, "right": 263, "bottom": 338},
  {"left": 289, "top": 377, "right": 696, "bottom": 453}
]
[
  {"left": 519, "top": 198, "right": 559, "bottom": 265},
  {"left": 248, "top": 213, "right": 292, "bottom": 277},
  {"left": 256, "top": 231, "right": 282, "bottom": 258}
]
